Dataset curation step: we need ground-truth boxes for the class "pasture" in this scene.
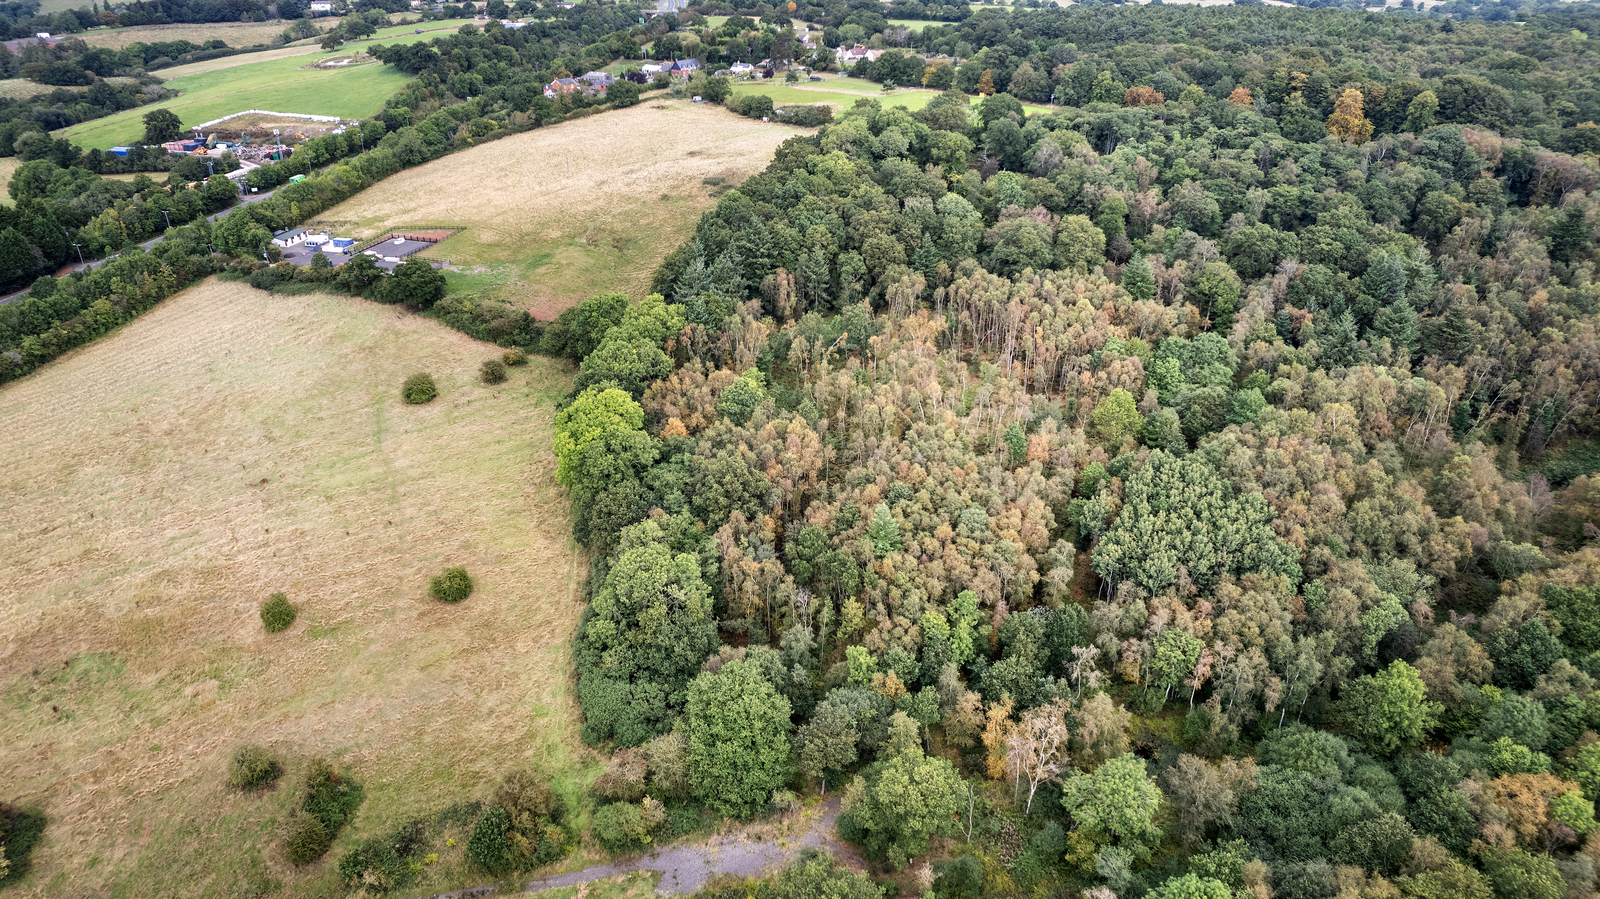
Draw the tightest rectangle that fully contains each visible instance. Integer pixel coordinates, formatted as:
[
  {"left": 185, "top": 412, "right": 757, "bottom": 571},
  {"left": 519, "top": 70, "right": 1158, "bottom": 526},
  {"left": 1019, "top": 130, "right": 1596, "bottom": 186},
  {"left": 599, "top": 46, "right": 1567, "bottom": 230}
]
[
  {"left": 62, "top": 49, "right": 411, "bottom": 149},
  {"left": 307, "top": 101, "right": 803, "bottom": 319},
  {"left": 0, "top": 279, "right": 592, "bottom": 898}
]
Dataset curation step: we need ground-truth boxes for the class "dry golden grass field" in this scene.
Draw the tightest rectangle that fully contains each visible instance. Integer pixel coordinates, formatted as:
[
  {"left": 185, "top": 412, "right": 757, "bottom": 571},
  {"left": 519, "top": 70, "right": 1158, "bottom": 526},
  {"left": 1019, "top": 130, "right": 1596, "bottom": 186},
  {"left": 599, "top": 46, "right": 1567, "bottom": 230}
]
[
  {"left": 308, "top": 100, "right": 804, "bottom": 319},
  {"left": 0, "top": 279, "right": 594, "bottom": 898},
  {"left": 77, "top": 21, "right": 315, "bottom": 51}
]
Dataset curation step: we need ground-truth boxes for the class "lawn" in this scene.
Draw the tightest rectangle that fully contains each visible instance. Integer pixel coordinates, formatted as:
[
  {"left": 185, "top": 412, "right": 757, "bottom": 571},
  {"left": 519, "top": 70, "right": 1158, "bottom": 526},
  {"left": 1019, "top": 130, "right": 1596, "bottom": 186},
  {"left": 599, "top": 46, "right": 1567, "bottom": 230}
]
[
  {"left": 307, "top": 100, "right": 803, "bottom": 319},
  {"left": 0, "top": 278, "right": 594, "bottom": 899},
  {"left": 62, "top": 50, "right": 411, "bottom": 149},
  {"left": 886, "top": 18, "right": 952, "bottom": 28}
]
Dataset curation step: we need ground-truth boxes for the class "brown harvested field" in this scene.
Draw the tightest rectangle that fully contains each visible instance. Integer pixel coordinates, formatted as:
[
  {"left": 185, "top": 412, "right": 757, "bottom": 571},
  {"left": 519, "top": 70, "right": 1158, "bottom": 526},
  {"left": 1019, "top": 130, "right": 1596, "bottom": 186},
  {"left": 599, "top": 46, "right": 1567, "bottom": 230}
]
[
  {"left": 0, "top": 279, "right": 594, "bottom": 898},
  {"left": 308, "top": 100, "right": 804, "bottom": 319}
]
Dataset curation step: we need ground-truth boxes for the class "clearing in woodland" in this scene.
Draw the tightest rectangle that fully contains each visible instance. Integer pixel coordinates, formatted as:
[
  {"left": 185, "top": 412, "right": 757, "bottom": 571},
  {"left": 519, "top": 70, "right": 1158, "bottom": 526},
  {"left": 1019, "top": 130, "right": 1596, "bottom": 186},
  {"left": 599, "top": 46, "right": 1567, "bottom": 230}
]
[
  {"left": 308, "top": 100, "right": 804, "bottom": 319},
  {"left": 0, "top": 279, "right": 592, "bottom": 898}
]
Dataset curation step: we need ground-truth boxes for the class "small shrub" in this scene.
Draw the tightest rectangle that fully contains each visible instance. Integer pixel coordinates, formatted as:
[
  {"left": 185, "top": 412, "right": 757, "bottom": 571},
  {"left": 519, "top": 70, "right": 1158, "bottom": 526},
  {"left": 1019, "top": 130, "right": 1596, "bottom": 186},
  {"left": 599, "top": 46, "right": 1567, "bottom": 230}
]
[
  {"left": 402, "top": 372, "right": 438, "bottom": 404},
  {"left": 228, "top": 744, "right": 282, "bottom": 791},
  {"left": 302, "top": 757, "right": 364, "bottom": 834},
  {"left": 283, "top": 811, "right": 332, "bottom": 866},
  {"left": 337, "top": 818, "right": 428, "bottom": 891},
  {"left": 0, "top": 803, "right": 46, "bottom": 888},
  {"left": 467, "top": 805, "right": 512, "bottom": 872},
  {"left": 260, "top": 592, "right": 296, "bottom": 633},
  {"left": 592, "top": 802, "right": 645, "bottom": 852},
  {"left": 480, "top": 358, "right": 507, "bottom": 384},
  {"left": 503, "top": 347, "right": 528, "bottom": 366},
  {"left": 431, "top": 567, "right": 474, "bottom": 603}
]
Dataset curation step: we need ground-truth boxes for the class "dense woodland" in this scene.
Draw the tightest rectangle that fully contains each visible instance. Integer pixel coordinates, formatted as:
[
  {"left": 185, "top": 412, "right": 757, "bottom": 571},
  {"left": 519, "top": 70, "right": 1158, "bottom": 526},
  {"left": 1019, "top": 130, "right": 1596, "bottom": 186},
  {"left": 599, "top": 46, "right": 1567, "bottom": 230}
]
[{"left": 539, "top": 4, "right": 1600, "bottom": 899}]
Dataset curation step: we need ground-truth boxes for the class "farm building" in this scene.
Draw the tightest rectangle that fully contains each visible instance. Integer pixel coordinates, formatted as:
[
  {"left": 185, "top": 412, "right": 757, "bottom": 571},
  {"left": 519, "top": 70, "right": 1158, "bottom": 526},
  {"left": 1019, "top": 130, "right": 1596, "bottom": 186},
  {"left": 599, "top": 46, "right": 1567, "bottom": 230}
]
[{"left": 272, "top": 229, "right": 309, "bottom": 248}]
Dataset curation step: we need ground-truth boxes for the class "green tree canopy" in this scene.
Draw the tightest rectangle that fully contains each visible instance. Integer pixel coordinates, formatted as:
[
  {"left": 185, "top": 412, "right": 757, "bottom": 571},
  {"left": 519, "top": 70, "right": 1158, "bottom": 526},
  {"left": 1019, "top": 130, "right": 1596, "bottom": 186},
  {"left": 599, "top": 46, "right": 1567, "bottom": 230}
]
[
  {"left": 687, "top": 658, "right": 794, "bottom": 818},
  {"left": 1091, "top": 452, "right": 1301, "bottom": 595}
]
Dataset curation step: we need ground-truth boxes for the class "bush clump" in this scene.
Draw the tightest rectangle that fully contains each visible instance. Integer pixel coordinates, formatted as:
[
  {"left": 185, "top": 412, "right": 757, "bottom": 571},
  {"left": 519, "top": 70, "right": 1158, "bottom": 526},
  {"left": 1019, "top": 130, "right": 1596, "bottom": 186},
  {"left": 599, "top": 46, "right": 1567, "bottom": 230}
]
[
  {"left": 337, "top": 818, "right": 428, "bottom": 893},
  {"left": 480, "top": 358, "right": 507, "bottom": 384},
  {"left": 402, "top": 372, "right": 438, "bottom": 404},
  {"left": 0, "top": 803, "right": 47, "bottom": 888},
  {"left": 283, "top": 811, "right": 332, "bottom": 866},
  {"left": 431, "top": 566, "right": 474, "bottom": 603},
  {"left": 285, "top": 758, "right": 364, "bottom": 865},
  {"left": 228, "top": 744, "right": 282, "bottom": 791},
  {"left": 260, "top": 592, "right": 296, "bottom": 633},
  {"left": 466, "top": 770, "right": 569, "bottom": 873},
  {"left": 503, "top": 347, "right": 528, "bottom": 366}
]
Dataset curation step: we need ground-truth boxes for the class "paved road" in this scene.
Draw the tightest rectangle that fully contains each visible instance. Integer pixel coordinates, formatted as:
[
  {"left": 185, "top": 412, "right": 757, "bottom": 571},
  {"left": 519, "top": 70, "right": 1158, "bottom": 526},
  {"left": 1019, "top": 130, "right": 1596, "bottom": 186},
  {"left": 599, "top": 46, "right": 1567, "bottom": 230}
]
[{"left": 0, "top": 177, "right": 280, "bottom": 306}]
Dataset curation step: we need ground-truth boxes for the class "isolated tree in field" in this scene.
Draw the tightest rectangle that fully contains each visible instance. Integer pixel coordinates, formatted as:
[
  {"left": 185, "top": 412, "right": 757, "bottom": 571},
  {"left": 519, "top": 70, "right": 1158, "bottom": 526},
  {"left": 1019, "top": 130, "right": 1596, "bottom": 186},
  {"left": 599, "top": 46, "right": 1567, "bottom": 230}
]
[
  {"left": 686, "top": 658, "right": 793, "bottom": 817},
  {"left": 1059, "top": 753, "right": 1161, "bottom": 846},
  {"left": 1341, "top": 660, "right": 1440, "bottom": 755},
  {"left": 842, "top": 712, "right": 965, "bottom": 868},
  {"left": 142, "top": 108, "right": 181, "bottom": 144}
]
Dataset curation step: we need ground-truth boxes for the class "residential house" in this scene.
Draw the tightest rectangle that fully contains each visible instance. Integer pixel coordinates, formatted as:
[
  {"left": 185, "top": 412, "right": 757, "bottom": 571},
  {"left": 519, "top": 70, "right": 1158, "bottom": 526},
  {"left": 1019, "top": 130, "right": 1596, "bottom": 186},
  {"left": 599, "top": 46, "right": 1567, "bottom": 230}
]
[
  {"left": 728, "top": 61, "right": 755, "bottom": 76},
  {"left": 543, "top": 77, "right": 580, "bottom": 97},
  {"left": 500, "top": 19, "right": 525, "bottom": 27},
  {"left": 670, "top": 57, "right": 699, "bottom": 75},
  {"left": 579, "top": 71, "right": 613, "bottom": 90},
  {"left": 834, "top": 44, "right": 882, "bottom": 65},
  {"left": 308, "top": 0, "right": 333, "bottom": 12},
  {"left": 639, "top": 63, "right": 665, "bottom": 75}
]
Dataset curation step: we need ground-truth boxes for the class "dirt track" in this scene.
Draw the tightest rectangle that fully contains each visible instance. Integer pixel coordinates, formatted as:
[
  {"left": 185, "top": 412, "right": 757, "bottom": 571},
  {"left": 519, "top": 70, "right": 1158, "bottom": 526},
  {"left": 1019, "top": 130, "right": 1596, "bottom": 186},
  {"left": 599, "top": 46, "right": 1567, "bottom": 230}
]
[{"left": 412, "top": 797, "right": 861, "bottom": 898}]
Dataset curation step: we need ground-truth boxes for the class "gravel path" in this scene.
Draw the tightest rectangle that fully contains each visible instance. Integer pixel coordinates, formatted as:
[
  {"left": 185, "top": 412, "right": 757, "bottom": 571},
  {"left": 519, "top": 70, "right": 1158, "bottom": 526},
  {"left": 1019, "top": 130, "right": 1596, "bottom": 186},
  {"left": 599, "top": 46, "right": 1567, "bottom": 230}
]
[{"left": 409, "top": 797, "right": 855, "bottom": 898}]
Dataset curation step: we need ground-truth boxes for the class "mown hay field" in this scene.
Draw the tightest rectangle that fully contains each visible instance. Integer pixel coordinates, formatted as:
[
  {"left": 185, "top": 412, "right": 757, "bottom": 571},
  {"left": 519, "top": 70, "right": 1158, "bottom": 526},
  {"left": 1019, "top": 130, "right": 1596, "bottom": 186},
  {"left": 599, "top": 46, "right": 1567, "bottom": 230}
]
[
  {"left": 62, "top": 48, "right": 413, "bottom": 149},
  {"left": 0, "top": 278, "right": 593, "bottom": 898},
  {"left": 309, "top": 101, "right": 804, "bottom": 319}
]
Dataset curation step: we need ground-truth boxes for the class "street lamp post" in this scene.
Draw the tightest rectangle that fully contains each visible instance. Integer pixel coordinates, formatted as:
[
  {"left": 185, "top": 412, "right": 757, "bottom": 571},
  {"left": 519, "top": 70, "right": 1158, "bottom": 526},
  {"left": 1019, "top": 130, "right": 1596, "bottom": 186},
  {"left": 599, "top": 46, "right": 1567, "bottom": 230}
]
[
  {"left": 161, "top": 210, "right": 172, "bottom": 229},
  {"left": 71, "top": 243, "right": 84, "bottom": 265}
]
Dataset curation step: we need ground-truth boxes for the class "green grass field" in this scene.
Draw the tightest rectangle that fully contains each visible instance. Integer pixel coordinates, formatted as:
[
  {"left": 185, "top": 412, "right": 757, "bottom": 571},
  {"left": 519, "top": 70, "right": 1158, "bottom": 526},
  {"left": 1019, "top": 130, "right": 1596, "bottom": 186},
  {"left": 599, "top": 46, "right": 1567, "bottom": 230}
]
[
  {"left": 62, "top": 51, "right": 411, "bottom": 149},
  {"left": 887, "top": 18, "right": 952, "bottom": 28}
]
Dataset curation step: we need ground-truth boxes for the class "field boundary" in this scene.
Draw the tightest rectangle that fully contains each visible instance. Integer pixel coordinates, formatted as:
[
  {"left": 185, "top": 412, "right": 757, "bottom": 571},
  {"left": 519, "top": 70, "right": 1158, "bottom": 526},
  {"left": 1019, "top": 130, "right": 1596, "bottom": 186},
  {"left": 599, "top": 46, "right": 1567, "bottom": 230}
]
[{"left": 195, "top": 109, "right": 345, "bottom": 128}]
